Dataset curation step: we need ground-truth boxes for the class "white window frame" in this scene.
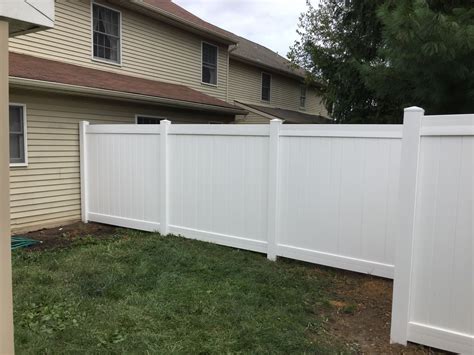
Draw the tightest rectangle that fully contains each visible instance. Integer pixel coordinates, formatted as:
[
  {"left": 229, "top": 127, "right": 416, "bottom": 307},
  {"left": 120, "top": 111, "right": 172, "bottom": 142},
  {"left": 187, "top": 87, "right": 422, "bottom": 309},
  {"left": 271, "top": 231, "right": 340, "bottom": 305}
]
[
  {"left": 201, "top": 41, "right": 219, "bottom": 87},
  {"left": 261, "top": 72, "right": 272, "bottom": 102},
  {"left": 91, "top": 1, "right": 123, "bottom": 66},
  {"left": 9, "top": 103, "right": 28, "bottom": 168},
  {"left": 135, "top": 114, "right": 167, "bottom": 124},
  {"left": 300, "top": 85, "right": 307, "bottom": 109}
]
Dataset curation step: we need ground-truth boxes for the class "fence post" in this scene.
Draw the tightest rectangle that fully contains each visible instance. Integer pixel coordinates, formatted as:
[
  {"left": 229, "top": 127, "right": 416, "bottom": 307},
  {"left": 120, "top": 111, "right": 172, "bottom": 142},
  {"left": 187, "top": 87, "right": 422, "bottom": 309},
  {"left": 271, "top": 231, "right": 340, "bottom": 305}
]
[
  {"left": 390, "top": 107, "right": 424, "bottom": 345},
  {"left": 267, "top": 119, "right": 282, "bottom": 261},
  {"left": 160, "top": 119, "right": 171, "bottom": 235},
  {"left": 80, "top": 121, "right": 90, "bottom": 223}
]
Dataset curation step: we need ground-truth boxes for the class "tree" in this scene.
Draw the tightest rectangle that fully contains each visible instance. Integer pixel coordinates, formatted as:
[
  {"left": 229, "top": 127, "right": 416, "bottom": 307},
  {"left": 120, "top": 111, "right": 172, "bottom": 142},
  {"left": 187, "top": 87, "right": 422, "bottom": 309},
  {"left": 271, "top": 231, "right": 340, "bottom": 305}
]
[
  {"left": 289, "top": 0, "right": 398, "bottom": 123},
  {"left": 363, "top": 0, "right": 474, "bottom": 115},
  {"left": 290, "top": 0, "right": 474, "bottom": 122}
]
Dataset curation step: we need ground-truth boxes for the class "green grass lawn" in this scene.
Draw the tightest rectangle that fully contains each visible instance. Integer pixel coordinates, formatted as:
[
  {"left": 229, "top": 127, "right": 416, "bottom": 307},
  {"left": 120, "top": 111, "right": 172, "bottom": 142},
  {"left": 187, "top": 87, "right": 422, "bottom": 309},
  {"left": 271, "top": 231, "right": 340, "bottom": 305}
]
[{"left": 13, "top": 230, "right": 349, "bottom": 354}]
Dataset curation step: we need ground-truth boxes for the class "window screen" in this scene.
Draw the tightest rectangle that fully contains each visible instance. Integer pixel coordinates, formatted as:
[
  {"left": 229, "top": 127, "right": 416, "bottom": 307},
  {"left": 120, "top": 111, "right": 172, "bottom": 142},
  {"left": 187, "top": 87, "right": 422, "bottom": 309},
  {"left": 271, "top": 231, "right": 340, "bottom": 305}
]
[
  {"left": 202, "top": 43, "right": 218, "bottom": 85},
  {"left": 93, "top": 4, "right": 121, "bottom": 63},
  {"left": 9, "top": 105, "right": 26, "bottom": 165},
  {"left": 261, "top": 73, "right": 271, "bottom": 101}
]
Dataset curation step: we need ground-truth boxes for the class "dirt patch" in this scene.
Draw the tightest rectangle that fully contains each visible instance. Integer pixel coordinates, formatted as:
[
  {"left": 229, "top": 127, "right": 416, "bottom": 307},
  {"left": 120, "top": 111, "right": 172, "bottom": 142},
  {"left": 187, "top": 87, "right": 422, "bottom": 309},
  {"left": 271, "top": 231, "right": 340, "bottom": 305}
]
[
  {"left": 320, "top": 268, "right": 451, "bottom": 354},
  {"left": 13, "top": 222, "right": 119, "bottom": 251}
]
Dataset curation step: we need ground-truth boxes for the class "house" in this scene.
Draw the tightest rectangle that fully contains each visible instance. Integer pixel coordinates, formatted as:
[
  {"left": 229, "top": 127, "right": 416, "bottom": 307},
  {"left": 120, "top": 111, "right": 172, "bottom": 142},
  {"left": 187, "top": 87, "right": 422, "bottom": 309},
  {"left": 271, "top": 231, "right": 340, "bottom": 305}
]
[
  {"left": 7, "top": 0, "right": 328, "bottom": 232},
  {"left": 227, "top": 34, "right": 329, "bottom": 124}
]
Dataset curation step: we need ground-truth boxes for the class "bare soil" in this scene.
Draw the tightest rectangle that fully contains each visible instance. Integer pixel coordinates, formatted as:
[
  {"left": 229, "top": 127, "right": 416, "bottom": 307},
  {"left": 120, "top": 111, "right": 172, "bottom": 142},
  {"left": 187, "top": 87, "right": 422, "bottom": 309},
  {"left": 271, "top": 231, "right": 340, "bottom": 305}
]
[
  {"left": 15, "top": 222, "right": 451, "bottom": 354},
  {"left": 15, "top": 221, "right": 119, "bottom": 251},
  {"left": 319, "top": 267, "right": 451, "bottom": 354}
]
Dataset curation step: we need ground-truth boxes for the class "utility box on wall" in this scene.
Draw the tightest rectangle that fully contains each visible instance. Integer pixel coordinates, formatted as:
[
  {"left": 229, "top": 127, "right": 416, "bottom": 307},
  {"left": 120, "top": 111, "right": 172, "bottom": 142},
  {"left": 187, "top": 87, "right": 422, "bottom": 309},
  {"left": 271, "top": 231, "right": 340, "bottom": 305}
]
[{"left": 0, "top": 0, "right": 54, "bottom": 36}]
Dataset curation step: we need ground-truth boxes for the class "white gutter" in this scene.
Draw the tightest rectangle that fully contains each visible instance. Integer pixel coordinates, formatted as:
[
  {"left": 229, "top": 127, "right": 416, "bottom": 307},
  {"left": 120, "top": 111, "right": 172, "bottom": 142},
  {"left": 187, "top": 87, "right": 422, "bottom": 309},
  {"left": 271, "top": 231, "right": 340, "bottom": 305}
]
[{"left": 10, "top": 77, "right": 247, "bottom": 115}]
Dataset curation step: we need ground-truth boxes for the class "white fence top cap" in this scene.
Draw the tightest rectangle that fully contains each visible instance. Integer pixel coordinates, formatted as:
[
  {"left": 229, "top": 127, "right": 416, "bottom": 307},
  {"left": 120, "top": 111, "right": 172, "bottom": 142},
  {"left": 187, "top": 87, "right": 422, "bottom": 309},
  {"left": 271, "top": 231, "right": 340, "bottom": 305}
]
[{"left": 404, "top": 106, "right": 425, "bottom": 113}]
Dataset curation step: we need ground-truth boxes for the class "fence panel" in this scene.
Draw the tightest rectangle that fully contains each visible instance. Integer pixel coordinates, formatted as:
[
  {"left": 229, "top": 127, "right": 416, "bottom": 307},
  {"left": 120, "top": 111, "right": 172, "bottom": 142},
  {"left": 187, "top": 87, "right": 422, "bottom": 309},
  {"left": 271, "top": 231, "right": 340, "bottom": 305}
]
[
  {"left": 168, "top": 129, "right": 270, "bottom": 253},
  {"left": 391, "top": 110, "right": 473, "bottom": 354},
  {"left": 278, "top": 126, "right": 402, "bottom": 278},
  {"left": 82, "top": 124, "right": 162, "bottom": 231}
]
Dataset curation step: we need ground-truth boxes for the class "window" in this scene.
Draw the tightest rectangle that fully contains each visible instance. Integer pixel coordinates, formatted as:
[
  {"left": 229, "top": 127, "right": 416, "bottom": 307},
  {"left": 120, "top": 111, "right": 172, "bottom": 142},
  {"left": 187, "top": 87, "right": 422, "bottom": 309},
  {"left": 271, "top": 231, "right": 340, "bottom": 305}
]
[
  {"left": 261, "top": 73, "right": 271, "bottom": 101},
  {"left": 136, "top": 116, "right": 165, "bottom": 124},
  {"left": 300, "top": 86, "right": 307, "bottom": 108},
  {"left": 93, "top": 3, "right": 121, "bottom": 64},
  {"left": 202, "top": 42, "right": 218, "bottom": 85},
  {"left": 9, "top": 105, "right": 27, "bottom": 166}
]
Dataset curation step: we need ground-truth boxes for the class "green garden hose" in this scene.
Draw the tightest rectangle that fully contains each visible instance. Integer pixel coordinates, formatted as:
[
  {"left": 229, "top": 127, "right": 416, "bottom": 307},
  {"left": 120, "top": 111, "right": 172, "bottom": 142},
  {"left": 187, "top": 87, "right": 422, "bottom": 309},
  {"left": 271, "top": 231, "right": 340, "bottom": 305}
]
[{"left": 11, "top": 236, "right": 41, "bottom": 250}]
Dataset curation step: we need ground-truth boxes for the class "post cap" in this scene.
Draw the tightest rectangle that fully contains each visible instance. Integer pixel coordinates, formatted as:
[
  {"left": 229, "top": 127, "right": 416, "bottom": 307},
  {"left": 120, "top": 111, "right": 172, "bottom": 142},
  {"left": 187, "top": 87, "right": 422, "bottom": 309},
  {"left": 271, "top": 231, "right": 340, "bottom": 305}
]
[
  {"left": 404, "top": 106, "right": 424, "bottom": 113},
  {"left": 270, "top": 119, "right": 283, "bottom": 123},
  {"left": 160, "top": 119, "right": 171, "bottom": 124}
]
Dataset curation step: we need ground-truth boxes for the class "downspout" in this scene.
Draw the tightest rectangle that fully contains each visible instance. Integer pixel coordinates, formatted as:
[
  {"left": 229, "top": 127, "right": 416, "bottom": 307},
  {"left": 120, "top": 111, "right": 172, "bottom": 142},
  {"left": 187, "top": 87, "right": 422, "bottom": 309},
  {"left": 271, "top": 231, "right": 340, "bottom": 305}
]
[{"left": 226, "top": 43, "right": 238, "bottom": 103}]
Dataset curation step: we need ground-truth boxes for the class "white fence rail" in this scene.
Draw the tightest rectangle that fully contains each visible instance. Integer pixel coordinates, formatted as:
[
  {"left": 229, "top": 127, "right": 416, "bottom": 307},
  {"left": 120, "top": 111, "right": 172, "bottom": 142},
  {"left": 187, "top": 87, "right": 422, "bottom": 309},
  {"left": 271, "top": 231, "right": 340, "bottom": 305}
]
[{"left": 79, "top": 108, "right": 473, "bottom": 353}]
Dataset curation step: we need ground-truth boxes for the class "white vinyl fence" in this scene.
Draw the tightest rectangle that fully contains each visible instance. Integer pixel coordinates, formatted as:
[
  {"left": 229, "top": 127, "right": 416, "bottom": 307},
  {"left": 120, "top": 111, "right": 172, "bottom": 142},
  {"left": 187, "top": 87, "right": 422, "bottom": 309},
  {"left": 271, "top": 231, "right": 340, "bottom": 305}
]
[
  {"left": 80, "top": 121, "right": 402, "bottom": 279},
  {"left": 391, "top": 109, "right": 473, "bottom": 354},
  {"left": 79, "top": 108, "right": 473, "bottom": 353}
]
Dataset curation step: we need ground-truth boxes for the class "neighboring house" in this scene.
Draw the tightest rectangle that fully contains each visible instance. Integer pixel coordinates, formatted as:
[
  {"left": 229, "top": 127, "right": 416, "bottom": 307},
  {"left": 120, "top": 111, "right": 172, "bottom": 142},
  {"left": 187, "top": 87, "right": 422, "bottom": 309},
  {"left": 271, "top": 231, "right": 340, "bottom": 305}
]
[
  {"left": 227, "top": 35, "right": 329, "bottom": 124},
  {"left": 7, "top": 0, "right": 328, "bottom": 232}
]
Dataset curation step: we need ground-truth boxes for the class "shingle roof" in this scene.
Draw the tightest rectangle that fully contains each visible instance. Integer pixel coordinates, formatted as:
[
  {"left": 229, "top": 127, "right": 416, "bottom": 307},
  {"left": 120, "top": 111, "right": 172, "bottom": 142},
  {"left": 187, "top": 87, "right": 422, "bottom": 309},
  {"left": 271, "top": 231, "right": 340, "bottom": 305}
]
[
  {"left": 141, "top": 0, "right": 306, "bottom": 79},
  {"left": 236, "top": 101, "right": 331, "bottom": 124},
  {"left": 229, "top": 35, "right": 306, "bottom": 79},
  {"left": 143, "top": 0, "right": 233, "bottom": 40},
  {"left": 10, "top": 53, "right": 244, "bottom": 113}
]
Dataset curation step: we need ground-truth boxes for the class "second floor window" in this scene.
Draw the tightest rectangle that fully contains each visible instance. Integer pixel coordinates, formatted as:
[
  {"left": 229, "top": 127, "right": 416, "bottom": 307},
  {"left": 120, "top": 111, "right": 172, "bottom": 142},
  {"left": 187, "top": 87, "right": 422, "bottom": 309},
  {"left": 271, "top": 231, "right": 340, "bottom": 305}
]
[
  {"left": 202, "top": 42, "right": 218, "bottom": 85},
  {"left": 300, "top": 86, "right": 307, "bottom": 108},
  {"left": 93, "top": 3, "right": 121, "bottom": 64},
  {"left": 261, "top": 73, "right": 271, "bottom": 101}
]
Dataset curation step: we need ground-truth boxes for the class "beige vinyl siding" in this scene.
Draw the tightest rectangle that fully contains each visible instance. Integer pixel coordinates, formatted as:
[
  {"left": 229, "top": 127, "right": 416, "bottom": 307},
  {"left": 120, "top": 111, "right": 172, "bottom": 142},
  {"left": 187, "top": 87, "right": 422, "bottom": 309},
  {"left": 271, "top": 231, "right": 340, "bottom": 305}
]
[
  {"left": 228, "top": 59, "right": 327, "bottom": 117},
  {"left": 235, "top": 112, "right": 270, "bottom": 124},
  {"left": 9, "top": 0, "right": 228, "bottom": 101},
  {"left": 9, "top": 89, "right": 232, "bottom": 232}
]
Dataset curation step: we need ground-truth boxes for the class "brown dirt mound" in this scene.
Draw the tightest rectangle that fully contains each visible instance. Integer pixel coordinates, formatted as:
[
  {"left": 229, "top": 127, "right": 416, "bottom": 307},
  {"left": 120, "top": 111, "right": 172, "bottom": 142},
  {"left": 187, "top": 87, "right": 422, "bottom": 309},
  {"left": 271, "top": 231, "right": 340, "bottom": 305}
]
[{"left": 13, "top": 222, "right": 118, "bottom": 251}]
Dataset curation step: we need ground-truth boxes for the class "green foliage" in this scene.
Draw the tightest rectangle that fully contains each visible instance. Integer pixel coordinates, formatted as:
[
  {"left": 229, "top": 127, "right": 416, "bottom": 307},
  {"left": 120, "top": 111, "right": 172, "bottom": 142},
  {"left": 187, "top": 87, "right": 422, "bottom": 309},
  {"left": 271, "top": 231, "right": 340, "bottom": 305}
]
[
  {"left": 290, "top": 0, "right": 474, "bottom": 122},
  {"left": 289, "top": 0, "right": 398, "bottom": 123},
  {"left": 13, "top": 232, "right": 350, "bottom": 353},
  {"left": 363, "top": 0, "right": 474, "bottom": 114}
]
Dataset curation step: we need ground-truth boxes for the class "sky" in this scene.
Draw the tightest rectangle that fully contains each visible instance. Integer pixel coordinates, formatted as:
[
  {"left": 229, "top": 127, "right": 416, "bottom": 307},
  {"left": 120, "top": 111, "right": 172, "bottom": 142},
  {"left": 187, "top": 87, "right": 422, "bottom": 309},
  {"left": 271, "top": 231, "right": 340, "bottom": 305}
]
[{"left": 174, "top": 0, "right": 314, "bottom": 58}]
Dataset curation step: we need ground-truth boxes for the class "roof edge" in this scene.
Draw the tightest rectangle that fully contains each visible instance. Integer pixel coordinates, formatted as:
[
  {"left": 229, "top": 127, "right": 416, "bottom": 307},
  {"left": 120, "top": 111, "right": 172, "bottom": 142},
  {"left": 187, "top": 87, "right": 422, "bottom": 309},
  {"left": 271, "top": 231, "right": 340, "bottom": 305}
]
[
  {"left": 235, "top": 100, "right": 331, "bottom": 123},
  {"left": 234, "top": 101, "right": 282, "bottom": 121},
  {"left": 230, "top": 54, "right": 307, "bottom": 81},
  {"left": 127, "top": 0, "right": 237, "bottom": 45},
  {"left": 10, "top": 77, "right": 247, "bottom": 115}
]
